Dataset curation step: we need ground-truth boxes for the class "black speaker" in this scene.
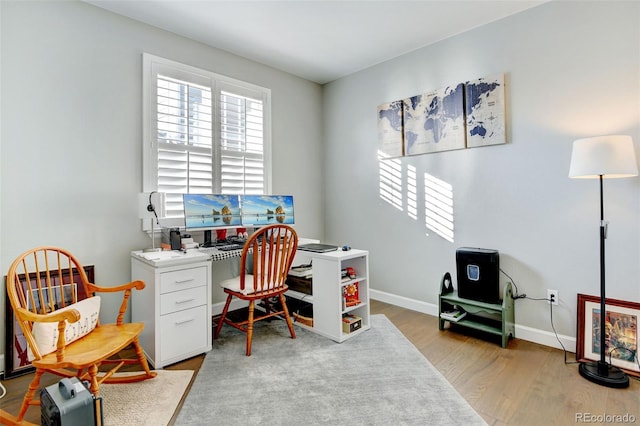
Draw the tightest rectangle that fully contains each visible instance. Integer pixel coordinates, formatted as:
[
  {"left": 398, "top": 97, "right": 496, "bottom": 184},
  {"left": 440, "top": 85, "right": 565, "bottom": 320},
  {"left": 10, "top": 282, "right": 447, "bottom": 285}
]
[{"left": 456, "top": 247, "right": 500, "bottom": 304}]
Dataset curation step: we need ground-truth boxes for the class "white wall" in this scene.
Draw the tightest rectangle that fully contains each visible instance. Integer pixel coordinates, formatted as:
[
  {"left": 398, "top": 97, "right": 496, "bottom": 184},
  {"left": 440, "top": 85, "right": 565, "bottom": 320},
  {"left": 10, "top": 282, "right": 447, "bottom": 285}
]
[
  {"left": 0, "top": 1, "right": 323, "bottom": 360},
  {"left": 322, "top": 1, "right": 640, "bottom": 349}
]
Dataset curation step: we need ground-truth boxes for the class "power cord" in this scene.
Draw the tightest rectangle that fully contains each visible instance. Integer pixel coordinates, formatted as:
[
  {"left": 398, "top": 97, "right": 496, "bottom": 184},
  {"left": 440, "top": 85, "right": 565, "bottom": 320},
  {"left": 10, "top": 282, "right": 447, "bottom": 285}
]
[
  {"left": 548, "top": 300, "right": 579, "bottom": 365},
  {"left": 500, "top": 268, "right": 576, "bottom": 364},
  {"left": 608, "top": 347, "right": 640, "bottom": 373},
  {"left": 0, "top": 380, "right": 6, "bottom": 399},
  {"left": 501, "top": 269, "right": 639, "bottom": 381},
  {"left": 499, "top": 268, "right": 526, "bottom": 299}
]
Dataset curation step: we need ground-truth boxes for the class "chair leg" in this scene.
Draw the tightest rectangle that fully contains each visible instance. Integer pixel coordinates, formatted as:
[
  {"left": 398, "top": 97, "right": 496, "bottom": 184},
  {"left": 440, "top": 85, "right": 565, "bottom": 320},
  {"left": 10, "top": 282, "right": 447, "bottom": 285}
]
[
  {"left": 215, "top": 294, "right": 233, "bottom": 339},
  {"left": 17, "top": 368, "right": 45, "bottom": 422},
  {"left": 279, "top": 294, "right": 296, "bottom": 339},
  {"left": 87, "top": 363, "right": 100, "bottom": 395},
  {"left": 246, "top": 300, "right": 255, "bottom": 356},
  {"left": 132, "top": 337, "right": 157, "bottom": 379}
]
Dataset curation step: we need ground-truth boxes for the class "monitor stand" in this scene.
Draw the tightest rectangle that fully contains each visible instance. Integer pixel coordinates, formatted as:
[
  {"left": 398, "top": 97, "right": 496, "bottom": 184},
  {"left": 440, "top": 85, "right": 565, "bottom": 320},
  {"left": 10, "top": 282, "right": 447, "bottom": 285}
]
[{"left": 201, "top": 230, "right": 214, "bottom": 248}]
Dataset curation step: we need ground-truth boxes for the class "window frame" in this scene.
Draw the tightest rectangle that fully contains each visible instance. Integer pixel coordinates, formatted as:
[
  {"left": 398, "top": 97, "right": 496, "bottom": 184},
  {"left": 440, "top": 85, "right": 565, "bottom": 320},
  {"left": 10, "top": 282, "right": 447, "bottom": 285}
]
[{"left": 142, "top": 53, "right": 272, "bottom": 228}]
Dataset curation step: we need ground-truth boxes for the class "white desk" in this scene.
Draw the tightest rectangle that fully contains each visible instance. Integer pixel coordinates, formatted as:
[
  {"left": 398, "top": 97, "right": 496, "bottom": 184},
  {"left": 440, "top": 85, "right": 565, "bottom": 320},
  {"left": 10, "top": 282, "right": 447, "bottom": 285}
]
[
  {"left": 132, "top": 249, "right": 211, "bottom": 266},
  {"left": 191, "top": 241, "right": 371, "bottom": 342},
  {"left": 131, "top": 250, "right": 212, "bottom": 368},
  {"left": 287, "top": 248, "right": 370, "bottom": 342},
  {"left": 131, "top": 239, "right": 370, "bottom": 366}
]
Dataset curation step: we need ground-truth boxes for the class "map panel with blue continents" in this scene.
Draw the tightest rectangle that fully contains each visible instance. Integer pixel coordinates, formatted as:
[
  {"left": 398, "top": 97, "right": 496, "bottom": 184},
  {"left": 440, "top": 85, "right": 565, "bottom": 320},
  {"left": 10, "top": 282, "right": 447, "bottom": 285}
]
[
  {"left": 403, "top": 83, "right": 465, "bottom": 155},
  {"left": 377, "top": 100, "right": 404, "bottom": 157},
  {"left": 465, "top": 73, "right": 506, "bottom": 147}
]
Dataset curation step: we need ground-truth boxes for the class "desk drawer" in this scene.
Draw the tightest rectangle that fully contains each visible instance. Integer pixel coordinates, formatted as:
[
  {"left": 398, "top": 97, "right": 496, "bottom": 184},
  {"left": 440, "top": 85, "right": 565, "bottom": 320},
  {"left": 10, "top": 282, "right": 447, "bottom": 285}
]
[
  {"left": 160, "top": 305, "right": 208, "bottom": 362},
  {"left": 160, "top": 266, "right": 207, "bottom": 294},
  {"left": 160, "top": 286, "right": 207, "bottom": 315}
]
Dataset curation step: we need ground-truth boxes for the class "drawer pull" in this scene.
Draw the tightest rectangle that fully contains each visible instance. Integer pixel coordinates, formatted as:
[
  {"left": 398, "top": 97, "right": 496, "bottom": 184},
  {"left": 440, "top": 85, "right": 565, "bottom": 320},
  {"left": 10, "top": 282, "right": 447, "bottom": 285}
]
[
  {"left": 175, "top": 298, "right": 196, "bottom": 304},
  {"left": 175, "top": 318, "right": 195, "bottom": 325},
  {"left": 174, "top": 277, "right": 195, "bottom": 284}
]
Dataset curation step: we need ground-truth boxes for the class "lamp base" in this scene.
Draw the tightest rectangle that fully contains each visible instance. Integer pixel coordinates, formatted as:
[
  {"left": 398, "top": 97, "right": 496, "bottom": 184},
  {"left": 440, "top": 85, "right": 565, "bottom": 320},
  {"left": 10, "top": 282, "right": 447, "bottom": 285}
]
[
  {"left": 579, "top": 361, "right": 629, "bottom": 388},
  {"left": 143, "top": 247, "right": 162, "bottom": 253}
]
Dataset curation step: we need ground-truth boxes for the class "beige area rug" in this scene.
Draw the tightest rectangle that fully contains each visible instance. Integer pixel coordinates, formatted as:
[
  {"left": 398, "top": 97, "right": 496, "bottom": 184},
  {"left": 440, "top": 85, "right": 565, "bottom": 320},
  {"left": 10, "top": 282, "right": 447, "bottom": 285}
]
[{"left": 99, "top": 370, "right": 193, "bottom": 426}]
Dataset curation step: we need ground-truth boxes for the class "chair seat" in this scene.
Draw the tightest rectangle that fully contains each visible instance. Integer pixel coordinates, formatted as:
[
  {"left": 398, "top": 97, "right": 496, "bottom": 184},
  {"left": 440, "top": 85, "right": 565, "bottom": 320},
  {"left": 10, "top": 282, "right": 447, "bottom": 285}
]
[
  {"left": 221, "top": 274, "right": 257, "bottom": 295},
  {"left": 32, "top": 323, "right": 144, "bottom": 370},
  {"left": 221, "top": 274, "right": 286, "bottom": 296}
]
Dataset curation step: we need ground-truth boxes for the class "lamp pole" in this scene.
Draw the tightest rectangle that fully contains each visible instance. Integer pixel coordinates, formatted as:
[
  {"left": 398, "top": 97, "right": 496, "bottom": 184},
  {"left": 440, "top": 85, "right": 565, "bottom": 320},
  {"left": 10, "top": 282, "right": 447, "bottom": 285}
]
[
  {"left": 597, "top": 175, "right": 607, "bottom": 374},
  {"left": 577, "top": 175, "right": 629, "bottom": 387}
]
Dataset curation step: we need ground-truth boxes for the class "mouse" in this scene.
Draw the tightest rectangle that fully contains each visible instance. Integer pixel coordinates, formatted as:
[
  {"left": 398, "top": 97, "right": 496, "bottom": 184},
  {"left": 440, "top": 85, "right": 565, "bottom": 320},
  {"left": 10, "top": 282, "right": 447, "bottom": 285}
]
[{"left": 342, "top": 245, "right": 351, "bottom": 251}]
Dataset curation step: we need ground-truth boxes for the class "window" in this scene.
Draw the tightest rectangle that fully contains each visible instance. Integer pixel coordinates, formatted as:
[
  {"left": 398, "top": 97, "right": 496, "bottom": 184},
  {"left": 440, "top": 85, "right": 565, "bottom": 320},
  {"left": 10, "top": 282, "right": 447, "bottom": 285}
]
[{"left": 143, "top": 54, "right": 272, "bottom": 223}]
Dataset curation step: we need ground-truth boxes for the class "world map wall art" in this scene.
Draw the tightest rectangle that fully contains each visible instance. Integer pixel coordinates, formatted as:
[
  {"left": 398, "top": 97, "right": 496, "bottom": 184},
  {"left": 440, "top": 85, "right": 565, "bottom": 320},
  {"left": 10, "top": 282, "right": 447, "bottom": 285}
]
[{"left": 377, "top": 73, "right": 506, "bottom": 158}]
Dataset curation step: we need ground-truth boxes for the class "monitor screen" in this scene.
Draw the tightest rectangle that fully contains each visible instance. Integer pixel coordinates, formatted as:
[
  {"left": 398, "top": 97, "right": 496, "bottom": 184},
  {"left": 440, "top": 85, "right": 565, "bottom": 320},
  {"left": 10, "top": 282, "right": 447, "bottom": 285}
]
[
  {"left": 183, "top": 194, "right": 242, "bottom": 230},
  {"left": 241, "top": 195, "right": 294, "bottom": 226}
]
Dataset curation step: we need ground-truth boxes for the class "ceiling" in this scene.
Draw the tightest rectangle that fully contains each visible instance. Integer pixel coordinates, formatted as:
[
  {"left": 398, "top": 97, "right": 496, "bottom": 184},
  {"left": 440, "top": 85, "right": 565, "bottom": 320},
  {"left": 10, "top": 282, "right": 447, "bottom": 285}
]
[{"left": 85, "top": 0, "right": 547, "bottom": 84}]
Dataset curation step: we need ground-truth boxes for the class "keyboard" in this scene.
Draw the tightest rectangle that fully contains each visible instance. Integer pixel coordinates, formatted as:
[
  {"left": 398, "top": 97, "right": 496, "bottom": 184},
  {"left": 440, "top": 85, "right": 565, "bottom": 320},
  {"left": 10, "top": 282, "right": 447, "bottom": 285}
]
[{"left": 217, "top": 244, "right": 244, "bottom": 251}]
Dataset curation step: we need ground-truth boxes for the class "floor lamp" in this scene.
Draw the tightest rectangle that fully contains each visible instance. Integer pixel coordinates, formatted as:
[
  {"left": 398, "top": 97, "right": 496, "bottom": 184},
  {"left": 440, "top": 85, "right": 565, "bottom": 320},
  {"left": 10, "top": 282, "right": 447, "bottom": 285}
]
[{"left": 568, "top": 135, "right": 638, "bottom": 388}]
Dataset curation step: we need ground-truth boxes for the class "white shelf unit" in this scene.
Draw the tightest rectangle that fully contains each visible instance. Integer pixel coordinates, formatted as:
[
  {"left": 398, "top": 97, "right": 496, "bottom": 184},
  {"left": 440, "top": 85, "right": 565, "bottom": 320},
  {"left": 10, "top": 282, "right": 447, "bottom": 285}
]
[
  {"left": 131, "top": 252, "right": 212, "bottom": 369},
  {"left": 288, "top": 249, "right": 370, "bottom": 343}
]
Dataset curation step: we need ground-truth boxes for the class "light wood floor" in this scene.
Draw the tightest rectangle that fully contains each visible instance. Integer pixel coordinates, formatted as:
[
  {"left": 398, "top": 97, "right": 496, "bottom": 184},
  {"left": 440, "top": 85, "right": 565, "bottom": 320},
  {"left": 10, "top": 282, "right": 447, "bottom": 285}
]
[{"left": 1, "top": 300, "right": 638, "bottom": 425}]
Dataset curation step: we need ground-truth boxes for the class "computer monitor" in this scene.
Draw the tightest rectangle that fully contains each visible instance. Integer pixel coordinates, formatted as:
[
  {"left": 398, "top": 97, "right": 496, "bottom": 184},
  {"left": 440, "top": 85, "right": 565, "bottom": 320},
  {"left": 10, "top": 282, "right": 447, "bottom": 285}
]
[
  {"left": 241, "top": 195, "right": 294, "bottom": 227},
  {"left": 183, "top": 193, "right": 242, "bottom": 231}
]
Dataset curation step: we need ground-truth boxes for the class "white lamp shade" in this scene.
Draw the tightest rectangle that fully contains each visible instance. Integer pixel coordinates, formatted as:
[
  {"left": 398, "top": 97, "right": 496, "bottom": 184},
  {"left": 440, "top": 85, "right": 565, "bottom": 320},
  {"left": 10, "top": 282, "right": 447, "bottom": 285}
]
[{"left": 569, "top": 135, "right": 639, "bottom": 179}]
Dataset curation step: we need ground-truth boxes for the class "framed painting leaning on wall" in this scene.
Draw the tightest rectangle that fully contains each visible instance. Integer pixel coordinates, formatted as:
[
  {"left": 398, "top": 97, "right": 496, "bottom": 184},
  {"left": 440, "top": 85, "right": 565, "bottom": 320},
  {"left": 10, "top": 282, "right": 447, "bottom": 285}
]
[
  {"left": 4, "top": 265, "right": 94, "bottom": 378},
  {"left": 576, "top": 293, "right": 640, "bottom": 377}
]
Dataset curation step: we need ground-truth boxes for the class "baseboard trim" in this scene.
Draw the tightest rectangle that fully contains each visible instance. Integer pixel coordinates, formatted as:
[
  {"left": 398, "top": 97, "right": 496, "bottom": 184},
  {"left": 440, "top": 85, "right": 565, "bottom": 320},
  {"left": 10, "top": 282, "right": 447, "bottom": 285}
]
[
  {"left": 370, "top": 289, "right": 438, "bottom": 317},
  {"left": 370, "top": 289, "right": 576, "bottom": 352},
  {"left": 211, "top": 299, "right": 248, "bottom": 316},
  {"left": 514, "top": 323, "right": 576, "bottom": 353}
]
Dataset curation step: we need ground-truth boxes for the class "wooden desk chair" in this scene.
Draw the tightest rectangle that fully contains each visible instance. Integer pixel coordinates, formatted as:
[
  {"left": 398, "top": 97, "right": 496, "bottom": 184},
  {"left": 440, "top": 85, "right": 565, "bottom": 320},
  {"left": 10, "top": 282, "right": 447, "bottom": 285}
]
[
  {"left": 214, "top": 224, "right": 298, "bottom": 356},
  {"left": 0, "top": 247, "right": 156, "bottom": 425}
]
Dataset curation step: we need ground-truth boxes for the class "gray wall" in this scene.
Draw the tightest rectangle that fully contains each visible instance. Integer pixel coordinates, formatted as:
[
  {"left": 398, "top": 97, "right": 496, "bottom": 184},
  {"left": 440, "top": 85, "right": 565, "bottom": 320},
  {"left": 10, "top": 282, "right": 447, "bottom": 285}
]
[
  {"left": 0, "top": 1, "right": 323, "bottom": 361},
  {"left": 323, "top": 1, "right": 640, "bottom": 348}
]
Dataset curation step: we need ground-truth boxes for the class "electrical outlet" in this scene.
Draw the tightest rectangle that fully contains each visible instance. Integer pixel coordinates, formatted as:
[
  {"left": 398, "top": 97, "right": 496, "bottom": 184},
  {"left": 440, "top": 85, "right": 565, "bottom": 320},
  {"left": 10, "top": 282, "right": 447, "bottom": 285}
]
[{"left": 547, "top": 289, "right": 559, "bottom": 305}]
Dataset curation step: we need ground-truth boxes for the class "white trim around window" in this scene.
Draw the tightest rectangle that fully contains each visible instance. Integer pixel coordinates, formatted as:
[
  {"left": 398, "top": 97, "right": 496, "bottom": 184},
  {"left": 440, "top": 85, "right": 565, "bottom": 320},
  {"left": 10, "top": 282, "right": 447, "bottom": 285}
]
[{"left": 142, "top": 53, "right": 272, "bottom": 229}]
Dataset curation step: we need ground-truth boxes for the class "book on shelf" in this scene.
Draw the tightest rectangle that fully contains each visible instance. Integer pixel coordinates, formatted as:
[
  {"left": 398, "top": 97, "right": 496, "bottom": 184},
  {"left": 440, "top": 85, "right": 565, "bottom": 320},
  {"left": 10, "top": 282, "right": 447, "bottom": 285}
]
[
  {"left": 342, "top": 282, "right": 360, "bottom": 309},
  {"left": 440, "top": 309, "right": 467, "bottom": 322},
  {"left": 289, "top": 265, "right": 312, "bottom": 278}
]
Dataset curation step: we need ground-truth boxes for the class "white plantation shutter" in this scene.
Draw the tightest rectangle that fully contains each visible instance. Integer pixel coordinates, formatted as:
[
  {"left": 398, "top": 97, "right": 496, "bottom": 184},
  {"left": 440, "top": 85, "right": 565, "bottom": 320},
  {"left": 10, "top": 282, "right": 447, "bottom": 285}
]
[
  {"left": 157, "top": 76, "right": 213, "bottom": 217},
  {"left": 220, "top": 90, "right": 265, "bottom": 195},
  {"left": 143, "top": 54, "right": 271, "bottom": 222}
]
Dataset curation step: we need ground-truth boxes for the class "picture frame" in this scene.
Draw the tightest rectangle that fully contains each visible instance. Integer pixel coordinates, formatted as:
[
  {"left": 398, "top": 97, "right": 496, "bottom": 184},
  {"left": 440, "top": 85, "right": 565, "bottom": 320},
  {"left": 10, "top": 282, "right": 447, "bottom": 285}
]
[
  {"left": 377, "top": 100, "right": 404, "bottom": 158},
  {"left": 403, "top": 83, "right": 466, "bottom": 156},
  {"left": 464, "top": 73, "right": 506, "bottom": 148},
  {"left": 576, "top": 293, "right": 639, "bottom": 377},
  {"left": 4, "top": 265, "right": 94, "bottom": 378}
]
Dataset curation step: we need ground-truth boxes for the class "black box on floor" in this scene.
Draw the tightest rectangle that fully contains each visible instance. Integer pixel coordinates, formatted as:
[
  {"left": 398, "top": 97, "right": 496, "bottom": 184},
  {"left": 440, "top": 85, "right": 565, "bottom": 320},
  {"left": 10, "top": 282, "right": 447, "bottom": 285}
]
[{"left": 456, "top": 247, "right": 500, "bottom": 304}]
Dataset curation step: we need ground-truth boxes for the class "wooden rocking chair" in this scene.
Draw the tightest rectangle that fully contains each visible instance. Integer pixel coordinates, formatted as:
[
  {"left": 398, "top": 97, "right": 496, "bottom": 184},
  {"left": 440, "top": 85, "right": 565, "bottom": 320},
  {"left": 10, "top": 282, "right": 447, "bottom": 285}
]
[
  {"left": 0, "top": 247, "right": 156, "bottom": 425},
  {"left": 214, "top": 224, "right": 298, "bottom": 356}
]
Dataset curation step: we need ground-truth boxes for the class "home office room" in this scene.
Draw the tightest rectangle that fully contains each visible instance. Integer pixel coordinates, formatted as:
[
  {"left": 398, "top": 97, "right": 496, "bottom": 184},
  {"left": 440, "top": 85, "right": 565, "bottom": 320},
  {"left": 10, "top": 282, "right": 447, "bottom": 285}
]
[{"left": 1, "top": 1, "right": 638, "bottom": 425}]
